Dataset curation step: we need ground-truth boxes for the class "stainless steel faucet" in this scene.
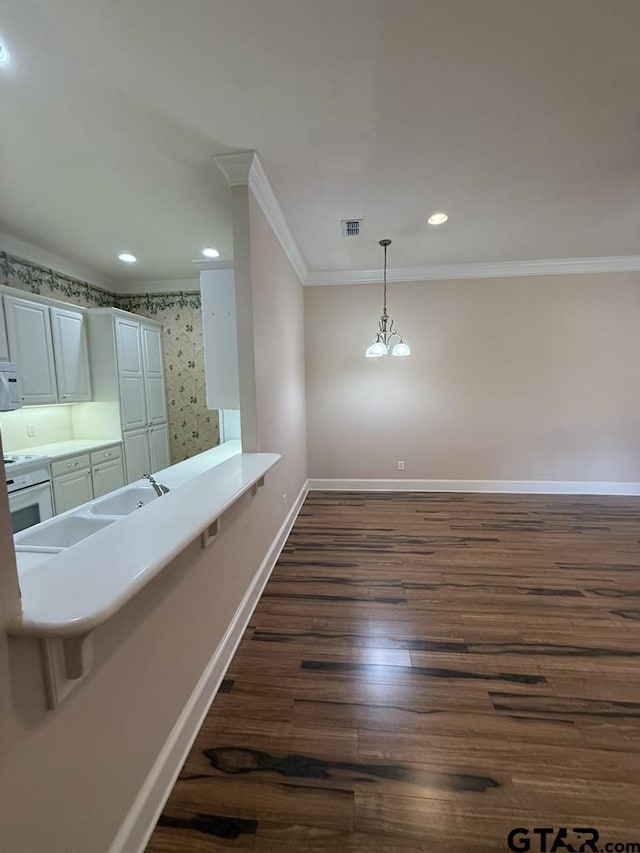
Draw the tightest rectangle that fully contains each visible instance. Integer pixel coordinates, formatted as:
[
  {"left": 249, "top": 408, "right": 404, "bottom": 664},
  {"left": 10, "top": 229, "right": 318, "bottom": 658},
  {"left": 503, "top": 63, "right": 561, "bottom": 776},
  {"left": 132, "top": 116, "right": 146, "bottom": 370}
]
[{"left": 142, "top": 473, "right": 170, "bottom": 496}]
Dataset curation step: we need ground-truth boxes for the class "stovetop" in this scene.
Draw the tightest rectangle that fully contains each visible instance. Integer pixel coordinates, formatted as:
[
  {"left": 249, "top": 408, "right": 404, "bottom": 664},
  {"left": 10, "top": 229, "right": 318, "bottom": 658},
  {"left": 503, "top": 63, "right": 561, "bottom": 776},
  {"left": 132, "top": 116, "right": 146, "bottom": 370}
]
[
  {"left": 4, "top": 454, "right": 49, "bottom": 466},
  {"left": 3, "top": 454, "right": 51, "bottom": 483}
]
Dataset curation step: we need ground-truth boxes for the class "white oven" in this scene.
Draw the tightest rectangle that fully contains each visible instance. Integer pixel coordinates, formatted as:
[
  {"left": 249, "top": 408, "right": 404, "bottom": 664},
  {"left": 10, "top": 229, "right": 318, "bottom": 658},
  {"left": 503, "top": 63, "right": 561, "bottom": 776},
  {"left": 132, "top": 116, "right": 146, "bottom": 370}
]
[{"left": 5, "top": 455, "right": 54, "bottom": 534}]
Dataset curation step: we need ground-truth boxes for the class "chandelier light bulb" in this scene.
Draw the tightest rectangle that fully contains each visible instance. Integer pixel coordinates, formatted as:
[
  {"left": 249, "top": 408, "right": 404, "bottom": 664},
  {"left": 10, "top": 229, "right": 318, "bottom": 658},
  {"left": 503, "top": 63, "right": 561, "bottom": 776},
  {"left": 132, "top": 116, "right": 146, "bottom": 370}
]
[
  {"left": 366, "top": 340, "right": 388, "bottom": 358},
  {"left": 392, "top": 341, "right": 411, "bottom": 357}
]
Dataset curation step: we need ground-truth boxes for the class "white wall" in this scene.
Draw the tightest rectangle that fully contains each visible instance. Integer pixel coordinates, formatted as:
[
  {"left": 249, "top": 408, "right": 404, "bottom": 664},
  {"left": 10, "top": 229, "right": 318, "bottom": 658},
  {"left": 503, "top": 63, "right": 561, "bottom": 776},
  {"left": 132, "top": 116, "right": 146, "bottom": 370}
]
[{"left": 305, "top": 272, "right": 640, "bottom": 483}]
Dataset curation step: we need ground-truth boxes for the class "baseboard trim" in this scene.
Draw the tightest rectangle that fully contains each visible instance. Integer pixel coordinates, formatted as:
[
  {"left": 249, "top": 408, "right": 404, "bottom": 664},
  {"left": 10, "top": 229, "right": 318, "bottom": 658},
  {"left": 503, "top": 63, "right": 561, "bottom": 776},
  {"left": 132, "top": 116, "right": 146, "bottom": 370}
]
[
  {"left": 109, "top": 480, "right": 309, "bottom": 853},
  {"left": 307, "top": 478, "right": 640, "bottom": 496}
]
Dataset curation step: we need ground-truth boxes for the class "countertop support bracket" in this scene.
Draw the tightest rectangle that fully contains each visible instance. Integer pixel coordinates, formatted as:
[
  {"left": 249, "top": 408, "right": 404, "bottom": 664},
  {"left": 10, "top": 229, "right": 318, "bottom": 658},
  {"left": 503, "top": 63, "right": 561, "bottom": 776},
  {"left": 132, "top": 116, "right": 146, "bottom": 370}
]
[{"left": 200, "top": 518, "right": 219, "bottom": 549}]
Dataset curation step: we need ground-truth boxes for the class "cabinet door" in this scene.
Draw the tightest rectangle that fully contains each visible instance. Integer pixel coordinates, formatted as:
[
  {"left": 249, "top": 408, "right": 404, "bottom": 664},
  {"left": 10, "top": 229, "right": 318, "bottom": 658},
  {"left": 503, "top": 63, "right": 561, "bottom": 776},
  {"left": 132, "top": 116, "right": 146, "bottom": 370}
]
[
  {"left": 115, "top": 316, "right": 143, "bottom": 373},
  {"left": 145, "top": 375, "right": 167, "bottom": 424},
  {"left": 141, "top": 325, "right": 163, "bottom": 375},
  {"left": 4, "top": 296, "right": 58, "bottom": 404},
  {"left": 0, "top": 297, "right": 9, "bottom": 361},
  {"left": 142, "top": 324, "right": 167, "bottom": 424},
  {"left": 52, "top": 469, "right": 93, "bottom": 514},
  {"left": 50, "top": 306, "right": 92, "bottom": 402},
  {"left": 115, "top": 316, "right": 147, "bottom": 429},
  {"left": 120, "top": 375, "right": 147, "bottom": 430},
  {"left": 149, "top": 423, "right": 171, "bottom": 473},
  {"left": 123, "top": 428, "right": 152, "bottom": 484},
  {"left": 92, "top": 458, "right": 125, "bottom": 498}
]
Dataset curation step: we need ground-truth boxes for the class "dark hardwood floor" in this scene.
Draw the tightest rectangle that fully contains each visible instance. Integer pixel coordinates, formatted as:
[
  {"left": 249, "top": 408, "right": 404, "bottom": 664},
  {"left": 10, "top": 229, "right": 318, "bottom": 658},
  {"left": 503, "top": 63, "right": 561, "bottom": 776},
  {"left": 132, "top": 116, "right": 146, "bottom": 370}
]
[{"left": 146, "top": 491, "right": 640, "bottom": 852}]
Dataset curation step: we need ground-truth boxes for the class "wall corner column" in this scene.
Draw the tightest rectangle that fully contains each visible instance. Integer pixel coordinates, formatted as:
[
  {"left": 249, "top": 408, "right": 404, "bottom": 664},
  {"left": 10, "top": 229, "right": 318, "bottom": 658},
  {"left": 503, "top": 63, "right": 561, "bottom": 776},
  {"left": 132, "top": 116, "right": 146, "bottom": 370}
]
[{"left": 214, "top": 151, "right": 260, "bottom": 452}]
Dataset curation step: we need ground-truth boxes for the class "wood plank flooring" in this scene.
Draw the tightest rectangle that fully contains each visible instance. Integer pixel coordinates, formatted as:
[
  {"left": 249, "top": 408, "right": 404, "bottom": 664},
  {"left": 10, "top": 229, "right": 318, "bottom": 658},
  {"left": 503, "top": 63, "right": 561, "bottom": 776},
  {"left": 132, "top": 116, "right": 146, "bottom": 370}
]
[{"left": 145, "top": 491, "right": 640, "bottom": 852}]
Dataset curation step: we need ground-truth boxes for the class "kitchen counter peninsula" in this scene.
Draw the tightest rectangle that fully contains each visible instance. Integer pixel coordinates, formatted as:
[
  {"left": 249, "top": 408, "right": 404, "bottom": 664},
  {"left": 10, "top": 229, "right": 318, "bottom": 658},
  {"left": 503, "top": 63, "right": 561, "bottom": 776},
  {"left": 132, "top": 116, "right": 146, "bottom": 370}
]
[{"left": 7, "top": 440, "right": 280, "bottom": 703}]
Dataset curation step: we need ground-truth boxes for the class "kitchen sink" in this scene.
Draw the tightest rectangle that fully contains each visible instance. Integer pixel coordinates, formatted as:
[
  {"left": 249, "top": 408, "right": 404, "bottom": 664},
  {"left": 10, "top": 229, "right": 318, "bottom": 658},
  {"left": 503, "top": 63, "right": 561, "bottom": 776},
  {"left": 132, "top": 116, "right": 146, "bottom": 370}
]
[
  {"left": 14, "top": 515, "right": 117, "bottom": 549},
  {"left": 90, "top": 486, "right": 159, "bottom": 515}
]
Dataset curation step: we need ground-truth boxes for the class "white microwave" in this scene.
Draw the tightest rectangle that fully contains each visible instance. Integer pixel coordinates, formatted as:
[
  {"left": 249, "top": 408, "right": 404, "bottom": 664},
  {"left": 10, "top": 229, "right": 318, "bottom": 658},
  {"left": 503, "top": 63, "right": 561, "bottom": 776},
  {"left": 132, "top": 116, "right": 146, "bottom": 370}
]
[{"left": 0, "top": 362, "right": 21, "bottom": 411}]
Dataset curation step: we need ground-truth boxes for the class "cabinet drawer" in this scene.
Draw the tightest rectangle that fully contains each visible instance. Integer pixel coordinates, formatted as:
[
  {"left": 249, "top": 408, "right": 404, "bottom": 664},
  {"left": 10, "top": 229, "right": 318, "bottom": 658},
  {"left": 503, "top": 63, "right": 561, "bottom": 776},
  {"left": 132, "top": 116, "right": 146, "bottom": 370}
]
[
  {"left": 90, "top": 445, "right": 122, "bottom": 466},
  {"left": 51, "top": 453, "right": 91, "bottom": 477}
]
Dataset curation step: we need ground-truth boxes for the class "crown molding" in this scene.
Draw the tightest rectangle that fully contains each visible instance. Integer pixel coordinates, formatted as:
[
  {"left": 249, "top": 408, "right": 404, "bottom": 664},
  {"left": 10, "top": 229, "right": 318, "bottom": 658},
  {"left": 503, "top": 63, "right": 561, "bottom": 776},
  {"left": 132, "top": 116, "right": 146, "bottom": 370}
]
[
  {"left": 304, "top": 255, "right": 640, "bottom": 286},
  {"left": 213, "top": 150, "right": 308, "bottom": 284},
  {"left": 213, "top": 151, "right": 256, "bottom": 186}
]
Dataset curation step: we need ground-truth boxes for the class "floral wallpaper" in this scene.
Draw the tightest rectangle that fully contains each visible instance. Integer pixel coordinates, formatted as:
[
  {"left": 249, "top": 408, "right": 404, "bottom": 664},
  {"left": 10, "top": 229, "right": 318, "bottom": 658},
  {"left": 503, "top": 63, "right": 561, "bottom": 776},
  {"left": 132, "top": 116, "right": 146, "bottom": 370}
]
[
  {"left": 0, "top": 251, "right": 219, "bottom": 462},
  {"left": 0, "top": 251, "right": 114, "bottom": 308}
]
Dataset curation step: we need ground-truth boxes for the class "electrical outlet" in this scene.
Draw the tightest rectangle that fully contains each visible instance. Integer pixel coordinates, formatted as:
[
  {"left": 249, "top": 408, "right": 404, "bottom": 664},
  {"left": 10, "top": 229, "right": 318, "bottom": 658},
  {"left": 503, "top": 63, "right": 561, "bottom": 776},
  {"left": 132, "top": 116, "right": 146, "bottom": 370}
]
[
  {"left": 397, "top": 460, "right": 405, "bottom": 471},
  {"left": 27, "top": 424, "right": 36, "bottom": 438},
  {"left": 282, "top": 493, "right": 288, "bottom": 508}
]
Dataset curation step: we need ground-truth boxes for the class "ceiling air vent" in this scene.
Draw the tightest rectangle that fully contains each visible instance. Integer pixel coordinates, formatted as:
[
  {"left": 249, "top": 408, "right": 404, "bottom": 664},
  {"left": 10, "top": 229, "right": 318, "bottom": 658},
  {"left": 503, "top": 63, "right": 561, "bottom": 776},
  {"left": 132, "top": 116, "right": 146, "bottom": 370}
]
[{"left": 341, "top": 218, "right": 362, "bottom": 237}]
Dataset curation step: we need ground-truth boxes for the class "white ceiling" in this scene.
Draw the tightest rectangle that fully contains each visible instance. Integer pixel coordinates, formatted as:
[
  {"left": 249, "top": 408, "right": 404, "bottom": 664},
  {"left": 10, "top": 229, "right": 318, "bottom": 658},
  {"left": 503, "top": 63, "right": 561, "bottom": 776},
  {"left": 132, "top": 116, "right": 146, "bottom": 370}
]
[{"left": 1, "top": 0, "right": 639, "bottom": 283}]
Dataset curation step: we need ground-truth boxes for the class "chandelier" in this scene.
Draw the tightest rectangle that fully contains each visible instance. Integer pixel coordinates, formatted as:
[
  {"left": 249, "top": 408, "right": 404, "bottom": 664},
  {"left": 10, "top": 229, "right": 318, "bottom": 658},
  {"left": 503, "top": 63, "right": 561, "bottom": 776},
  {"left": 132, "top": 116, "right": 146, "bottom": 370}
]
[{"left": 365, "top": 239, "right": 411, "bottom": 358}]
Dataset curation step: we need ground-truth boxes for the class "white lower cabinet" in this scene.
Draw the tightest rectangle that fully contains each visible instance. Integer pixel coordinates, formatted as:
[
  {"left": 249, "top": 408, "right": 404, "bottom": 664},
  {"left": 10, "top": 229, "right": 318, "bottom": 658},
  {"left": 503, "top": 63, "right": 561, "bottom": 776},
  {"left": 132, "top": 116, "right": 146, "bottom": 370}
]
[
  {"left": 52, "top": 467, "right": 93, "bottom": 514},
  {"left": 123, "top": 424, "right": 171, "bottom": 483},
  {"left": 149, "top": 423, "right": 171, "bottom": 473},
  {"left": 91, "top": 446, "right": 125, "bottom": 498},
  {"left": 51, "top": 445, "right": 124, "bottom": 514},
  {"left": 123, "top": 428, "right": 152, "bottom": 484},
  {"left": 92, "top": 459, "right": 125, "bottom": 498}
]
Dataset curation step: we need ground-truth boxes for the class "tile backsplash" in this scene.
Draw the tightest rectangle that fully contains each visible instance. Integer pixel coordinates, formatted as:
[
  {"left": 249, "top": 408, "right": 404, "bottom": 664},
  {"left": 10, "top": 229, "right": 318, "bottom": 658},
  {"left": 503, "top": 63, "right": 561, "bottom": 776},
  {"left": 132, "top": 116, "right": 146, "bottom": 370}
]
[{"left": 0, "top": 251, "right": 219, "bottom": 461}]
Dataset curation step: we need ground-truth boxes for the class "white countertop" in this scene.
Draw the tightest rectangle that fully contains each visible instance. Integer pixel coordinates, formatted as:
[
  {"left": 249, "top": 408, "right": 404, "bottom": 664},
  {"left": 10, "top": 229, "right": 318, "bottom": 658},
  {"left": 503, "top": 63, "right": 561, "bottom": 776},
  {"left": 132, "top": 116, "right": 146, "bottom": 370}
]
[
  {"left": 153, "top": 440, "right": 242, "bottom": 488},
  {"left": 9, "top": 442, "right": 280, "bottom": 641},
  {"left": 9, "top": 438, "right": 122, "bottom": 461}
]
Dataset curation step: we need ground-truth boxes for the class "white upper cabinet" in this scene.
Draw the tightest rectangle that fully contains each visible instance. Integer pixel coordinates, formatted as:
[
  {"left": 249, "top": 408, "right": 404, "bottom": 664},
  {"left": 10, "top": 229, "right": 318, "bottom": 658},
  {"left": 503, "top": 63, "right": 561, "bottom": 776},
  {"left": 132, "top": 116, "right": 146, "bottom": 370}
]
[
  {"left": 2, "top": 290, "right": 92, "bottom": 406},
  {"left": 50, "top": 306, "right": 92, "bottom": 402},
  {"left": 115, "top": 317, "right": 143, "bottom": 374},
  {"left": 142, "top": 324, "right": 167, "bottom": 424},
  {"left": 4, "top": 295, "right": 58, "bottom": 404},
  {"left": 200, "top": 269, "right": 240, "bottom": 409},
  {"left": 115, "top": 316, "right": 147, "bottom": 430},
  {"left": 0, "top": 298, "right": 9, "bottom": 361},
  {"left": 86, "top": 308, "right": 170, "bottom": 483},
  {"left": 141, "top": 325, "right": 163, "bottom": 375}
]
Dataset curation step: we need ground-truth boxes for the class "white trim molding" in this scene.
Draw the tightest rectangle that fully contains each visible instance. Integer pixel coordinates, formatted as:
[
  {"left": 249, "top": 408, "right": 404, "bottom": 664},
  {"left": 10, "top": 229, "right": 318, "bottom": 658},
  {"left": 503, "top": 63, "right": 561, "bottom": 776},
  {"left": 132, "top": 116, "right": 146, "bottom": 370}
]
[
  {"left": 109, "top": 480, "right": 309, "bottom": 853},
  {"left": 214, "top": 150, "right": 308, "bottom": 284},
  {"left": 304, "top": 255, "right": 640, "bottom": 286},
  {"left": 308, "top": 478, "right": 640, "bottom": 496}
]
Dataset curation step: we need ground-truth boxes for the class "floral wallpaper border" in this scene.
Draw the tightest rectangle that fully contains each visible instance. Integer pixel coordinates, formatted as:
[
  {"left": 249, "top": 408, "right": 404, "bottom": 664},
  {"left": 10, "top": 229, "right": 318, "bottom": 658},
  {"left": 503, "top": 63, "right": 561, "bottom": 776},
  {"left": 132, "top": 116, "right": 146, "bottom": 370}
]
[
  {"left": 0, "top": 251, "right": 219, "bottom": 461},
  {"left": 0, "top": 251, "right": 115, "bottom": 307}
]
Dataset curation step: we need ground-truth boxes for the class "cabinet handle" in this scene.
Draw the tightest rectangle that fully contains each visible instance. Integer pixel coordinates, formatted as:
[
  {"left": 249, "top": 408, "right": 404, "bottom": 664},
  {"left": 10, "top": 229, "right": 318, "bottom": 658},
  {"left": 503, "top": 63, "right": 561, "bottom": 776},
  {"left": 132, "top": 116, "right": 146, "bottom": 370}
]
[
  {"left": 105, "top": 452, "right": 113, "bottom": 457},
  {"left": 67, "top": 461, "right": 79, "bottom": 468}
]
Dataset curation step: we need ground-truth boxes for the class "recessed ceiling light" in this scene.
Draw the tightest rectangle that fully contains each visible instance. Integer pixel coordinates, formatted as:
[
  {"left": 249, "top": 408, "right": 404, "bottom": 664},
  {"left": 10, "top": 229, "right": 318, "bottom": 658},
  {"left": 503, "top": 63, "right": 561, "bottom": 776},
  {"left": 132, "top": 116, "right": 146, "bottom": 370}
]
[
  {"left": 0, "top": 43, "right": 11, "bottom": 66},
  {"left": 427, "top": 212, "right": 449, "bottom": 226},
  {"left": 118, "top": 251, "right": 137, "bottom": 263},
  {"left": 202, "top": 247, "right": 220, "bottom": 258}
]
